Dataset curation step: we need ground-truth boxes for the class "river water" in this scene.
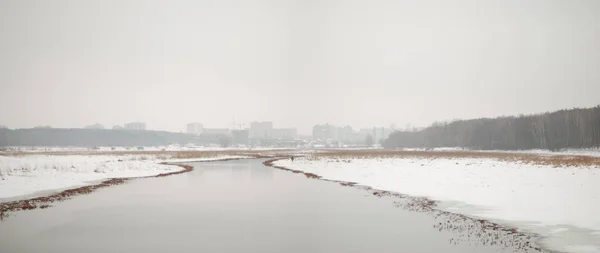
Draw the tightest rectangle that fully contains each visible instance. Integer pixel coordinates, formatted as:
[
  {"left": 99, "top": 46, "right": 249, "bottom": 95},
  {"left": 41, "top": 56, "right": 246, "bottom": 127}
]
[{"left": 0, "top": 159, "right": 529, "bottom": 253}]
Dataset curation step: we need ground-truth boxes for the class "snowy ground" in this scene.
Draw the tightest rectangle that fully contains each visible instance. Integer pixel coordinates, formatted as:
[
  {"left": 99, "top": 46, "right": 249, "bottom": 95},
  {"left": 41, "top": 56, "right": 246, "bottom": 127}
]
[
  {"left": 275, "top": 156, "right": 600, "bottom": 253},
  {"left": 0, "top": 154, "right": 247, "bottom": 201}
]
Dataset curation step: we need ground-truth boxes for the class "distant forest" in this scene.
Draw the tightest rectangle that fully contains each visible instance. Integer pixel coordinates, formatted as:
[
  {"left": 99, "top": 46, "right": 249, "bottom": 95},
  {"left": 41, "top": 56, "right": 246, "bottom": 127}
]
[{"left": 383, "top": 106, "right": 600, "bottom": 151}]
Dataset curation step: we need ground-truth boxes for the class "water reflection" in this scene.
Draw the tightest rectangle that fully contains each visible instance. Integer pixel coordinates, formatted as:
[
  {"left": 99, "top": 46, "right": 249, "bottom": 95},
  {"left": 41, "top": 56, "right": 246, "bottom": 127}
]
[
  {"left": 191, "top": 159, "right": 273, "bottom": 181},
  {"left": 249, "top": 161, "right": 274, "bottom": 180}
]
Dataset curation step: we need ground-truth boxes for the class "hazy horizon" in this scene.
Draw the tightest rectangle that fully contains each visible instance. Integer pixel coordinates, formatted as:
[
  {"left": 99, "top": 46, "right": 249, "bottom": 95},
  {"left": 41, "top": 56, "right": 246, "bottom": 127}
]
[{"left": 2, "top": 0, "right": 599, "bottom": 134}]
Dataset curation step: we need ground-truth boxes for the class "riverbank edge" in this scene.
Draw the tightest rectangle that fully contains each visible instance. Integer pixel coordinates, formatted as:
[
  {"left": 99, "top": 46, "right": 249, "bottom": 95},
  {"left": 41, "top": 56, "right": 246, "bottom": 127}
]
[
  {"left": 264, "top": 157, "right": 549, "bottom": 253},
  {"left": 0, "top": 157, "right": 248, "bottom": 220}
]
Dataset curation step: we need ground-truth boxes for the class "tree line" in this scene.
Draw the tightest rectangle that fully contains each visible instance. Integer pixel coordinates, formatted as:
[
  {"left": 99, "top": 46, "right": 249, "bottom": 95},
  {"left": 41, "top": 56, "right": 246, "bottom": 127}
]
[{"left": 383, "top": 105, "right": 600, "bottom": 151}]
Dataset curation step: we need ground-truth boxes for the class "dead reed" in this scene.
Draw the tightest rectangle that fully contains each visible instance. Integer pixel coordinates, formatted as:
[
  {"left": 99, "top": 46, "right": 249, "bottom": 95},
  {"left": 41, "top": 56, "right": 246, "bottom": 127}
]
[{"left": 312, "top": 150, "right": 600, "bottom": 168}]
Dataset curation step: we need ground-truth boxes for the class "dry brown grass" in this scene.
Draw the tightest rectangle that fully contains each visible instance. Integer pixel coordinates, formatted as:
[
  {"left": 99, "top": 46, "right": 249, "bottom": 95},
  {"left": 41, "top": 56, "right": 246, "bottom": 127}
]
[
  {"left": 312, "top": 150, "right": 600, "bottom": 168},
  {"left": 1, "top": 178, "right": 129, "bottom": 221}
]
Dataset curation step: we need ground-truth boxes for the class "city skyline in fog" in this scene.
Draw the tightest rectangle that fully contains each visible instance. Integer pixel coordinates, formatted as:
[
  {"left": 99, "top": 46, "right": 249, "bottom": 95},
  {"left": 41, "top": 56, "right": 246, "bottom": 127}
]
[
  {"left": 1, "top": 0, "right": 599, "bottom": 134},
  {"left": 20, "top": 120, "right": 401, "bottom": 134}
]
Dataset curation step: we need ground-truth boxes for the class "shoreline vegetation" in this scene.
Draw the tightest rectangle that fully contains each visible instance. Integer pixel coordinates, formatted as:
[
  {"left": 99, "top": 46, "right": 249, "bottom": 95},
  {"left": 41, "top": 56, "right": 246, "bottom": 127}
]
[{"left": 314, "top": 149, "right": 600, "bottom": 167}]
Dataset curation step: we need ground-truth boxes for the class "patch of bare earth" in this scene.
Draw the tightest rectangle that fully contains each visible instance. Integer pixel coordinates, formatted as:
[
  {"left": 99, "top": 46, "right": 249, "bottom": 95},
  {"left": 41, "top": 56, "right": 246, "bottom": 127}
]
[{"left": 263, "top": 157, "right": 548, "bottom": 253}]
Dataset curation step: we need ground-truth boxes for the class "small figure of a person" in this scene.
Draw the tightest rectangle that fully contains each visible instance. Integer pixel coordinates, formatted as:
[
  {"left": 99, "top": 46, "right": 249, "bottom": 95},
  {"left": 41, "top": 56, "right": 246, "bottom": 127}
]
[{"left": 291, "top": 156, "right": 294, "bottom": 162}]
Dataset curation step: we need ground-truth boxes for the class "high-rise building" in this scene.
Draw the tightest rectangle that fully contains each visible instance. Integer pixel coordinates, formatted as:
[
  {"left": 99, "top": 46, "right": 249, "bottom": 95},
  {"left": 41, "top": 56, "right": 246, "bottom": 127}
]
[
  {"left": 369, "top": 126, "right": 396, "bottom": 144},
  {"left": 271, "top": 128, "right": 298, "bottom": 140},
  {"left": 124, "top": 122, "right": 146, "bottom": 131},
  {"left": 202, "top": 128, "right": 230, "bottom": 136},
  {"left": 249, "top": 121, "right": 273, "bottom": 139},
  {"left": 186, "top": 123, "right": 204, "bottom": 135},
  {"left": 313, "top": 124, "right": 337, "bottom": 140},
  {"left": 232, "top": 129, "right": 249, "bottom": 144},
  {"left": 336, "top": 126, "right": 354, "bottom": 142}
]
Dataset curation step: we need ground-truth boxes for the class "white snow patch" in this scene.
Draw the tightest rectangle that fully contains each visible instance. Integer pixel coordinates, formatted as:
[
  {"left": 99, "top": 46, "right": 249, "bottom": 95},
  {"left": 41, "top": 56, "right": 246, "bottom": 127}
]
[
  {"left": 0, "top": 155, "right": 244, "bottom": 200},
  {"left": 275, "top": 157, "right": 600, "bottom": 253}
]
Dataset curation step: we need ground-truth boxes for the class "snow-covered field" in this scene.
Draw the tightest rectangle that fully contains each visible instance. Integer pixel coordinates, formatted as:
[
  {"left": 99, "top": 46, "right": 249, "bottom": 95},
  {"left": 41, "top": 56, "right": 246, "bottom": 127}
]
[
  {"left": 0, "top": 154, "right": 247, "bottom": 201},
  {"left": 275, "top": 156, "right": 600, "bottom": 253}
]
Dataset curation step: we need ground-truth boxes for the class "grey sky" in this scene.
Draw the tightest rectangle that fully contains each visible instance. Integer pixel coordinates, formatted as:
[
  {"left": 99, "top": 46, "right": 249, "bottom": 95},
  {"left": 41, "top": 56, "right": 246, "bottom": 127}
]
[{"left": 1, "top": 0, "right": 599, "bottom": 134}]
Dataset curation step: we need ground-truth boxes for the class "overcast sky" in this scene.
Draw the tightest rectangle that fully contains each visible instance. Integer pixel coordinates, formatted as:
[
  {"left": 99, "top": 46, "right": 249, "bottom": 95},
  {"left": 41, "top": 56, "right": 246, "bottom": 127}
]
[{"left": 1, "top": 0, "right": 599, "bottom": 134}]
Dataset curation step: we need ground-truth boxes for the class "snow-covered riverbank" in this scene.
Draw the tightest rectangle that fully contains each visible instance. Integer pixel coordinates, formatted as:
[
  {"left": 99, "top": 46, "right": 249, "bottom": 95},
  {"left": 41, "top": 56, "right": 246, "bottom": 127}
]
[
  {"left": 0, "top": 154, "right": 246, "bottom": 200},
  {"left": 274, "top": 156, "right": 600, "bottom": 253}
]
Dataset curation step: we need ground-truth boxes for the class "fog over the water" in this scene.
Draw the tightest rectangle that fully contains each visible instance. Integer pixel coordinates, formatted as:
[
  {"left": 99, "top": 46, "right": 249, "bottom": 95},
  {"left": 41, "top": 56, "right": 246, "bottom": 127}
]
[{"left": 1, "top": 0, "right": 599, "bottom": 134}]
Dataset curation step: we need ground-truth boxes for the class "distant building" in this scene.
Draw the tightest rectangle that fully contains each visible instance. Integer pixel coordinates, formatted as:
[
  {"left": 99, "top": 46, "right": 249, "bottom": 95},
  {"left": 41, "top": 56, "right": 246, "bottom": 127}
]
[
  {"left": 270, "top": 128, "right": 298, "bottom": 140},
  {"left": 34, "top": 125, "right": 52, "bottom": 129},
  {"left": 112, "top": 125, "right": 124, "bottom": 130},
  {"left": 309, "top": 124, "right": 396, "bottom": 145},
  {"left": 250, "top": 121, "right": 273, "bottom": 139},
  {"left": 360, "top": 126, "right": 396, "bottom": 144},
  {"left": 84, "top": 123, "right": 105, "bottom": 129},
  {"left": 359, "top": 128, "right": 373, "bottom": 141},
  {"left": 313, "top": 124, "right": 337, "bottom": 140},
  {"left": 186, "top": 123, "right": 204, "bottom": 135},
  {"left": 202, "top": 128, "right": 230, "bottom": 136},
  {"left": 232, "top": 129, "right": 249, "bottom": 144},
  {"left": 337, "top": 126, "right": 354, "bottom": 142},
  {"left": 297, "top": 134, "right": 312, "bottom": 141},
  {"left": 385, "top": 125, "right": 396, "bottom": 139},
  {"left": 0, "top": 125, "right": 7, "bottom": 129},
  {"left": 124, "top": 122, "right": 146, "bottom": 131}
]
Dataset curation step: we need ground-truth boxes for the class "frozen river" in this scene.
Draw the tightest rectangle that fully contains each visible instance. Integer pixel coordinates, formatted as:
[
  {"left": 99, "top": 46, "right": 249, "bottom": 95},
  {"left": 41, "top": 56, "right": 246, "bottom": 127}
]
[{"left": 0, "top": 159, "right": 533, "bottom": 253}]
